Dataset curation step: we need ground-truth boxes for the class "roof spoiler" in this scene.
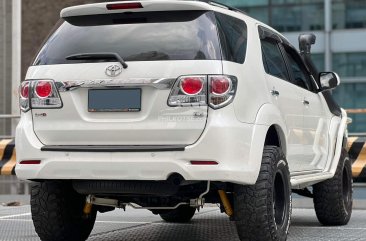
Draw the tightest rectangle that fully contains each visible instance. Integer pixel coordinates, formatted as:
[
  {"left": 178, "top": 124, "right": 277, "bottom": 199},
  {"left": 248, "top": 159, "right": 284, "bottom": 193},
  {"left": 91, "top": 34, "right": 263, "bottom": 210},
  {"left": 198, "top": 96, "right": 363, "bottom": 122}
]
[{"left": 61, "top": 1, "right": 212, "bottom": 18}]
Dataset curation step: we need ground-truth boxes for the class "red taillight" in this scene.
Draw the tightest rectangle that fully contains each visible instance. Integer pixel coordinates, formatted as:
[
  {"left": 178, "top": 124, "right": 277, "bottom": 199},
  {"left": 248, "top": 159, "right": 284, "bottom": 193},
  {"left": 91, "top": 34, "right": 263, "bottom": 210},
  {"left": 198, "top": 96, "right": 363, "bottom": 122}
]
[
  {"left": 190, "top": 161, "right": 219, "bottom": 165},
  {"left": 211, "top": 76, "right": 231, "bottom": 95},
  {"left": 106, "top": 3, "right": 143, "bottom": 10},
  {"left": 167, "top": 75, "right": 236, "bottom": 108},
  {"left": 35, "top": 81, "right": 52, "bottom": 98},
  {"left": 20, "top": 81, "right": 30, "bottom": 98},
  {"left": 19, "top": 160, "right": 41, "bottom": 165},
  {"left": 208, "top": 75, "right": 237, "bottom": 109},
  {"left": 20, "top": 79, "right": 62, "bottom": 112},
  {"left": 180, "top": 77, "right": 204, "bottom": 95}
]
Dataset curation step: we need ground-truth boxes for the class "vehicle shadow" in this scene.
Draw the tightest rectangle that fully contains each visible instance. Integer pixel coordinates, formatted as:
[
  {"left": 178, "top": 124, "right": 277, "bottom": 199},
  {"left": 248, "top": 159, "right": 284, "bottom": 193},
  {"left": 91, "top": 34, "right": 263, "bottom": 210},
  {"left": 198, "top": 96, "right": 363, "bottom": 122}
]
[
  {"left": 89, "top": 215, "right": 240, "bottom": 241},
  {"left": 88, "top": 209, "right": 330, "bottom": 241}
]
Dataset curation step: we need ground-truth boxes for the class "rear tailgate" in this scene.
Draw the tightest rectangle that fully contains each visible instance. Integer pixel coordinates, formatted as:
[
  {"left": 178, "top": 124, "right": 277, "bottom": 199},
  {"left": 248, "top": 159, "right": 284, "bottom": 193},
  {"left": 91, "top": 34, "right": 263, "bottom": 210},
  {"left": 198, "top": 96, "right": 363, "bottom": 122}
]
[
  {"left": 29, "top": 61, "right": 221, "bottom": 146},
  {"left": 29, "top": 6, "right": 223, "bottom": 146}
]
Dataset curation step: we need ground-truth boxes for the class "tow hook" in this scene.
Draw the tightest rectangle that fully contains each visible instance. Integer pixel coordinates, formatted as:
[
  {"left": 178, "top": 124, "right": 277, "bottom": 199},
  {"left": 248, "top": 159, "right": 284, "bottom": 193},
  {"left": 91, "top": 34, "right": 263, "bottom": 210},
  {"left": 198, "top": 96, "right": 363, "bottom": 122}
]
[{"left": 218, "top": 190, "right": 233, "bottom": 217}]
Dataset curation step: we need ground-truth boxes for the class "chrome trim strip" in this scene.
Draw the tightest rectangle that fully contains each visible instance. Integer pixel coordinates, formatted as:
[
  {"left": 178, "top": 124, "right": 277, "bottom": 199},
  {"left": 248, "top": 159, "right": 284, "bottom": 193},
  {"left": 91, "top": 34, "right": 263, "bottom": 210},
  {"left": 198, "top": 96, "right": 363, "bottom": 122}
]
[{"left": 56, "top": 78, "right": 176, "bottom": 91}]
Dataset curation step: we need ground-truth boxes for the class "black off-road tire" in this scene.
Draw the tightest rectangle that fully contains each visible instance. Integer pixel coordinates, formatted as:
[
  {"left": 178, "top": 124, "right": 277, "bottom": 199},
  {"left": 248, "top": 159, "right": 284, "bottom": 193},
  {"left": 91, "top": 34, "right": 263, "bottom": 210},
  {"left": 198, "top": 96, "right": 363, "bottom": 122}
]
[
  {"left": 31, "top": 181, "right": 97, "bottom": 241},
  {"left": 313, "top": 148, "right": 353, "bottom": 226},
  {"left": 234, "top": 146, "right": 292, "bottom": 241},
  {"left": 159, "top": 205, "right": 196, "bottom": 223}
]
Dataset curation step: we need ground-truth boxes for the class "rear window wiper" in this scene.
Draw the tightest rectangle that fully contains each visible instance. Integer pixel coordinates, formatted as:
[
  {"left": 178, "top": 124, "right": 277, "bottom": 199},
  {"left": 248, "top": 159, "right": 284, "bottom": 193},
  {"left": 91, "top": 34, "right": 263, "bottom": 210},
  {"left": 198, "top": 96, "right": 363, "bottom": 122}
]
[{"left": 66, "top": 52, "right": 128, "bottom": 69}]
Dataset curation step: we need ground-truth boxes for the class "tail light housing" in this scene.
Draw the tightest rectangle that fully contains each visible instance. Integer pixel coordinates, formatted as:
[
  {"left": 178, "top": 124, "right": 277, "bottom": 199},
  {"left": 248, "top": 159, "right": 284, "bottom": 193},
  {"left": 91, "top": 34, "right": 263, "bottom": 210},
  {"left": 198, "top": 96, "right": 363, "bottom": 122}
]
[
  {"left": 168, "top": 76, "right": 207, "bottom": 106},
  {"left": 168, "top": 75, "right": 237, "bottom": 109},
  {"left": 208, "top": 76, "right": 237, "bottom": 109},
  {"left": 19, "top": 81, "right": 30, "bottom": 112},
  {"left": 19, "top": 80, "right": 62, "bottom": 112}
]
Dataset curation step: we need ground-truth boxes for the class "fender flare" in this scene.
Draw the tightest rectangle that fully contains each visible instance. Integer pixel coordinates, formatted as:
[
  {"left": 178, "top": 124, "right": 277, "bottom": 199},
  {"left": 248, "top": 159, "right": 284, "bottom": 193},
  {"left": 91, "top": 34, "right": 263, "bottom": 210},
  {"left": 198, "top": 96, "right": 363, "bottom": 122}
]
[
  {"left": 326, "top": 109, "right": 348, "bottom": 176},
  {"left": 248, "top": 104, "right": 289, "bottom": 180},
  {"left": 254, "top": 103, "right": 288, "bottom": 152}
]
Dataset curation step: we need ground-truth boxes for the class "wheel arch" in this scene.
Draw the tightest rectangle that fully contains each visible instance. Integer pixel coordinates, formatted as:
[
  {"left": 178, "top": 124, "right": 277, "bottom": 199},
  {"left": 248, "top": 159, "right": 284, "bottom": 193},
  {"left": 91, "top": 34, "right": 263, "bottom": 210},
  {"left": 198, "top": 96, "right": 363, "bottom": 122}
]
[
  {"left": 248, "top": 104, "right": 289, "bottom": 183},
  {"left": 254, "top": 104, "right": 288, "bottom": 156},
  {"left": 264, "top": 124, "right": 287, "bottom": 157}
]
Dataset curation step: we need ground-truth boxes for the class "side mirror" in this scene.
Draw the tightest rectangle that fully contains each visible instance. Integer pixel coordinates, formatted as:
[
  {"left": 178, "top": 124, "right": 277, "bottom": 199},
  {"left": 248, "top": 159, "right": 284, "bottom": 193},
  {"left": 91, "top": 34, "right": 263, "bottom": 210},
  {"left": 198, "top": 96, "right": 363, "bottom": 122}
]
[{"left": 319, "top": 72, "right": 340, "bottom": 92}]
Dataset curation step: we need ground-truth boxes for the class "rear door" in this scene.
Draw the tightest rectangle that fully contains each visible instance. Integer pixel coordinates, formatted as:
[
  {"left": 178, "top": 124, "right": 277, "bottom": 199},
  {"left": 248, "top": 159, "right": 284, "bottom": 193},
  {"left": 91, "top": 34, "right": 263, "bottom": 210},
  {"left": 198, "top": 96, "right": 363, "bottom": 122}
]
[
  {"left": 282, "top": 45, "right": 329, "bottom": 171},
  {"left": 28, "top": 10, "right": 223, "bottom": 146},
  {"left": 260, "top": 37, "right": 305, "bottom": 173}
]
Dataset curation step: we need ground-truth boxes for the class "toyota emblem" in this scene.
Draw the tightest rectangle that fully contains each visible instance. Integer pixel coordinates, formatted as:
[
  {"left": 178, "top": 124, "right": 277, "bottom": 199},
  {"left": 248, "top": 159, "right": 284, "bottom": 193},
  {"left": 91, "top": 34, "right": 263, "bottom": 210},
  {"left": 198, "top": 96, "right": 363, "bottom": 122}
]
[{"left": 105, "top": 65, "right": 122, "bottom": 77}]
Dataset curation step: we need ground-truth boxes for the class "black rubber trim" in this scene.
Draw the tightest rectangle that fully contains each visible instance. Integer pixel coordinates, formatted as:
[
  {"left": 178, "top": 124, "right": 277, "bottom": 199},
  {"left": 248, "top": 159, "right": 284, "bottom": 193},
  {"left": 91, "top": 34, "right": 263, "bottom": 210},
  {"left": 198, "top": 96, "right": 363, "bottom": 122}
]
[{"left": 41, "top": 145, "right": 186, "bottom": 152}]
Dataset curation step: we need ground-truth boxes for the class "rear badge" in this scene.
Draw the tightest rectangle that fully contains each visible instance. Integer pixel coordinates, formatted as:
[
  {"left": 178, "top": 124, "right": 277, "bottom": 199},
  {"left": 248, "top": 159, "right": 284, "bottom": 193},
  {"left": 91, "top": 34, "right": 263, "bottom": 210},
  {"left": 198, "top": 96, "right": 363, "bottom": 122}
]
[
  {"left": 35, "top": 113, "right": 47, "bottom": 117},
  {"left": 105, "top": 65, "right": 122, "bottom": 77}
]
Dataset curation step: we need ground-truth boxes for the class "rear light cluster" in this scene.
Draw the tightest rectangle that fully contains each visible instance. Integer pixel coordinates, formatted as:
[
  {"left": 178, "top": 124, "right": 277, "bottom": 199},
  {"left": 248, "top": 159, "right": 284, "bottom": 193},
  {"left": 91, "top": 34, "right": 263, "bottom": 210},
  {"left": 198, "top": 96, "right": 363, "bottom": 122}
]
[
  {"left": 168, "top": 75, "right": 237, "bottom": 109},
  {"left": 19, "top": 80, "right": 62, "bottom": 112}
]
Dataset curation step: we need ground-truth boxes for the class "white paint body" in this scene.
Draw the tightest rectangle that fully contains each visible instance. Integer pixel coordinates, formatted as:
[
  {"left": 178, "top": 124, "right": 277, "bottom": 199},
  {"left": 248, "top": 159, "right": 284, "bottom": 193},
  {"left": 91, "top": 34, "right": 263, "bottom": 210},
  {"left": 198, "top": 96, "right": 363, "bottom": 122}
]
[{"left": 15, "top": 0, "right": 347, "bottom": 188}]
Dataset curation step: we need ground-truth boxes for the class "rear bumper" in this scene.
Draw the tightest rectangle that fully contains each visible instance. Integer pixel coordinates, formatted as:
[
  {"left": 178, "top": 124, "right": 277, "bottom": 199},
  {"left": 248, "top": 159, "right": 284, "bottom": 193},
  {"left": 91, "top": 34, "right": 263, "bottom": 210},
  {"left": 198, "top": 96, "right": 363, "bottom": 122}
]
[{"left": 15, "top": 108, "right": 267, "bottom": 185}]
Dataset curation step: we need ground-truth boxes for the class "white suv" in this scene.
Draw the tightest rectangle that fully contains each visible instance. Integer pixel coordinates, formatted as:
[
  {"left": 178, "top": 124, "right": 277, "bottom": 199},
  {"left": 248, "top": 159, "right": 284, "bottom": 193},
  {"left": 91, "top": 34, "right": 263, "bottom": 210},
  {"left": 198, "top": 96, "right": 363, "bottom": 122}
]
[{"left": 16, "top": 1, "right": 352, "bottom": 241}]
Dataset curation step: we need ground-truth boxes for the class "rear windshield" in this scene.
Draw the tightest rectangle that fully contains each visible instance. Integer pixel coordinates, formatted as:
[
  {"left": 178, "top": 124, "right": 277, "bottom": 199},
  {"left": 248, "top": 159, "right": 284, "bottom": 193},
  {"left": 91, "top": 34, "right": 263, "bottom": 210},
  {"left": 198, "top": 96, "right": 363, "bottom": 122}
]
[{"left": 33, "top": 11, "right": 222, "bottom": 65}]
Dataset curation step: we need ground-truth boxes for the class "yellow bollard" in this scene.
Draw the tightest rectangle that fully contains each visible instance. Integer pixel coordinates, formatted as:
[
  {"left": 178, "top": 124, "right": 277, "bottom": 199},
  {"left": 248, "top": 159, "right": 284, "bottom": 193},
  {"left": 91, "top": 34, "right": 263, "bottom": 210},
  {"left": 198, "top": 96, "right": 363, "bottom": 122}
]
[{"left": 218, "top": 190, "right": 233, "bottom": 217}]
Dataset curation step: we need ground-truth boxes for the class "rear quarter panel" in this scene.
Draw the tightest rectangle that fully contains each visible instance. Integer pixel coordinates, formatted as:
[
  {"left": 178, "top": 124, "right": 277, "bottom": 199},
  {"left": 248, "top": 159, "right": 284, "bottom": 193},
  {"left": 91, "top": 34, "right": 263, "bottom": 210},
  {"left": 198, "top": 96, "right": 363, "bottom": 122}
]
[{"left": 221, "top": 16, "right": 270, "bottom": 124}]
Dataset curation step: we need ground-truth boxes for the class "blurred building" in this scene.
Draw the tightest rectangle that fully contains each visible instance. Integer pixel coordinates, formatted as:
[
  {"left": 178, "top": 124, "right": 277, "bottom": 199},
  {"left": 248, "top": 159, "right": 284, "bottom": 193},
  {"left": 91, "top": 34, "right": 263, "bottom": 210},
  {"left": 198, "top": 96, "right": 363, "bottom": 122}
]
[
  {"left": 21, "top": 0, "right": 100, "bottom": 79},
  {"left": 218, "top": 0, "right": 366, "bottom": 133},
  {"left": 0, "top": 0, "right": 99, "bottom": 138},
  {"left": 0, "top": 0, "right": 99, "bottom": 194},
  {"left": 0, "top": 0, "right": 13, "bottom": 137}
]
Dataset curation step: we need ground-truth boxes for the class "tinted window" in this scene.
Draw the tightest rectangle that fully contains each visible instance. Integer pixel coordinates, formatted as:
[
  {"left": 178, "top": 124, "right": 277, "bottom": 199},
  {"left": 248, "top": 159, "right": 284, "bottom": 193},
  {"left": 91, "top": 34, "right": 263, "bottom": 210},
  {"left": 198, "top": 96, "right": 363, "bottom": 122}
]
[
  {"left": 33, "top": 11, "right": 221, "bottom": 65},
  {"left": 215, "top": 13, "right": 247, "bottom": 64},
  {"left": 261, "top": 40, "right": 289, "bottom": 80},
  {"left": 284, "top": 47, "right": 313, "bottom": 91}
]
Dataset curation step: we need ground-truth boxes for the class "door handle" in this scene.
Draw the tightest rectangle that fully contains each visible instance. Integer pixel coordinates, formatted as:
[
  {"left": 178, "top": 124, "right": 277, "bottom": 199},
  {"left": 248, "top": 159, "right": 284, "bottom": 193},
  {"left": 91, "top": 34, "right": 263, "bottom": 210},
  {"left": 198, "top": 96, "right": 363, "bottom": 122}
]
[
  {"left": 303, "top": 100, "right": 310, "bottom": 105},
  {"left": 271, "top": 89, "right": 280, "bottom": 97}
]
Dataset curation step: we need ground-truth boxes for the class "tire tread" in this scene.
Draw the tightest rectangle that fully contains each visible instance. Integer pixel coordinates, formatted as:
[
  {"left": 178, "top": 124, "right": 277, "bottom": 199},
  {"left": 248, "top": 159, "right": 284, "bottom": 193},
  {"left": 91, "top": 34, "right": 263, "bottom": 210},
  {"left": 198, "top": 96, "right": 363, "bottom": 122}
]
[
  {"left": 313, "top": 149, "right": 353, "bottom": 226},
  {"left": 234, "top": 146, "right": 291, "bottom": 241},
  {"left": 31, "top": 181, "right": 96, "bottom": 241}
]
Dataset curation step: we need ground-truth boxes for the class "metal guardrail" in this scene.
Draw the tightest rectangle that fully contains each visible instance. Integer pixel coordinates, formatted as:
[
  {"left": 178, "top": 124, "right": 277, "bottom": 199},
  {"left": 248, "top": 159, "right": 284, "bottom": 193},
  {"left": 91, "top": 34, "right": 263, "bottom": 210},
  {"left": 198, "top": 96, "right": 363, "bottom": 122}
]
[
  {"left": 346, "top": 109, "right": 366, "bottom": 114},
  {"left": 0, "top": 115, "right": 20, "bottom": 139},
  {"left": 0, "top": 115, "right": 20, "bottom": 119}
]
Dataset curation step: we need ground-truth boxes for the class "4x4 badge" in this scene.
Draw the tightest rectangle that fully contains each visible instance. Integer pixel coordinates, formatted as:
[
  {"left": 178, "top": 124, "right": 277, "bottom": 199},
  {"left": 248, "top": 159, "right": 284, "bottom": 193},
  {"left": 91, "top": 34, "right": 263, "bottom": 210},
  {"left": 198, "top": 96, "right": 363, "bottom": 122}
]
[{"left": 105, "top": 65, "right": 122, "bottom": 77}]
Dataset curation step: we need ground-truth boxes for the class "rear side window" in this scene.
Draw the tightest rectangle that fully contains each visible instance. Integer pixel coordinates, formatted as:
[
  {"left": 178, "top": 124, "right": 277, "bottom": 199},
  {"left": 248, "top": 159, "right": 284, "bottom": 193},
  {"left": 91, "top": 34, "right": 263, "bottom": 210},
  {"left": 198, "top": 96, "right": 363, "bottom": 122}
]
[
  {"left": 261, "top": 40, "right": 289, "bottom": 81},
  {"left": 33, "top": 11, "right": 221, "bottom": 65},
  {"left": 215, "top": 13, "right": 247, "bottom": 64}
]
